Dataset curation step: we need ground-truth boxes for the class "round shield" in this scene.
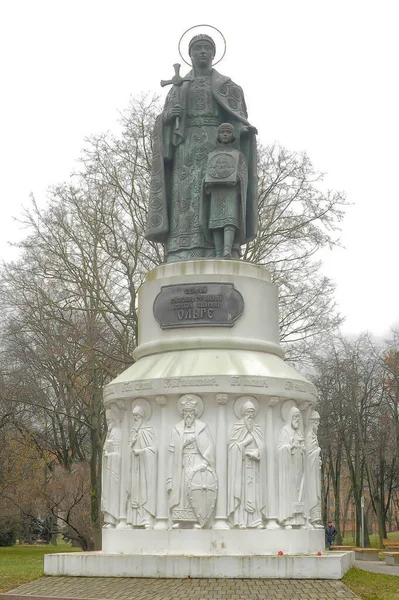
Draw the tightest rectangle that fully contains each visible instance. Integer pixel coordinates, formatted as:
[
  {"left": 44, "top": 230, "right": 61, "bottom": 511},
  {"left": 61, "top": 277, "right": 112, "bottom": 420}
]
[{"left": 188, "top": 465, "right": 218, "bottom": 527}]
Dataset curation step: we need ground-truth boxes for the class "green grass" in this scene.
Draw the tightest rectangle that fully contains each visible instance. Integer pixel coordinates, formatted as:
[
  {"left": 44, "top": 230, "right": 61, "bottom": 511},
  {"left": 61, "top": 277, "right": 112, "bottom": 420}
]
[
  {"left": 0, "top": 543, "right": 79, "bottom": 593},
  {"left": 344, "top": 567, "right": 399, "bottom": 600}
]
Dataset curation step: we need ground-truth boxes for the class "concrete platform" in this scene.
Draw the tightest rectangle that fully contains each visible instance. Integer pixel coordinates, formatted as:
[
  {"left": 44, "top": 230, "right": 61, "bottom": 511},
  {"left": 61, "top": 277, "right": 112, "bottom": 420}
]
[
  {"left": 0, "top": 576, "right": 362, "bottom": 600},
  {"left": 102, "top": 528, "right": 325, "bottom": 555},
  {"left": 44, "top": 550, "right": 354, "bottom": 579}
]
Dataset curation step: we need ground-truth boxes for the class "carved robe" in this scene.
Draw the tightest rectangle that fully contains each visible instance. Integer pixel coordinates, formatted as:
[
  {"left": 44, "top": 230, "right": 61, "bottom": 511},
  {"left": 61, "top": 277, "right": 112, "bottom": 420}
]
[
  {"left": 168, "top": 419, "right": 215, "bottom": 522},
  {"left": 277, "top": 424, "right": 305, "bottom": 524},
  {"left": 146, "top": 69, "right": 258, "bottom": 261},
  {"left": 306, "top": 428, "right": 322, "bottom": 523},
  {"left": 101, "top": 427, "right": 121, "bottom": 524},
  {"left": 227, "top": 422, "right": 267, "bottom": 527},
  {"left": 202, "top": 147, "right": 248, "bottom": 242},
  {"left": 126, "top": 426, "right": 157, "bottom": 527}
]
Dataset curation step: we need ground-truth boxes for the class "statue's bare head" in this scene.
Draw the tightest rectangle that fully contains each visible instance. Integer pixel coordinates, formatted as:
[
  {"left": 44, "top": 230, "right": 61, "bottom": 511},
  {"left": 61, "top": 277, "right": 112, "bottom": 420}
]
[
  {"left": 218, "top": 123, "right": 236, "bottom": 144},
  {"left": 242, "top": 399, "right": 256, "bottom": 431},
  {"left": 132, "top": 404, "right": 145, "bottom": 427},
  {"left": 288, "top": 406, "right": 301, "bottom": 430},
  {"left": 189, "top": 34, "right": 216, "bottom": 69},
  {"left": 310, "top": 410, "right": 320, "bottom": 432}
]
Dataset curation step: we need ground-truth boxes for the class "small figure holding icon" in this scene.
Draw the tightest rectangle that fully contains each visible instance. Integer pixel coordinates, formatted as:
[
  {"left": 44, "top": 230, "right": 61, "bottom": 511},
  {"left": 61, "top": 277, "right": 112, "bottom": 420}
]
[{"left": 202, "top": 123, "right": 249, "bottom": 258}]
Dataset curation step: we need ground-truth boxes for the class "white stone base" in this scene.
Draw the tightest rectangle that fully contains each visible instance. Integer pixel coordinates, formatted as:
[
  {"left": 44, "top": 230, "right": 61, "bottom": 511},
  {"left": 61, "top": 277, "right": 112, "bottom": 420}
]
[
  {"left": 44, "top": 551, "right": 354, "bottom": 579},
  {"left": 102, "top": 528, "right": 324, "bottom": 555}
]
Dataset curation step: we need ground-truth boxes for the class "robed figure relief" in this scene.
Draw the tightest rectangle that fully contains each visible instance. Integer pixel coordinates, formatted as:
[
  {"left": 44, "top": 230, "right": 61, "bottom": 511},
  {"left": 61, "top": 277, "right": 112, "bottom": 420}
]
[
  {"left": 227, "top": 397, "right": 267, "bottom": 528},
  {"left": 306, "top": 410, "right": 323, "bottom": 529},
  {"left": 145, "top": 34, "right": 258, "bottom": 262},
  {"left": 203, "top": 123, "right": 248, "bottom": 258},
  {"left": 167, "top": 395, "right": 217, "bottom": 529},
  {"left": 277, "top": 404, "right": 306, "bottom": 529},
  {"left": 127, "top": 401, "right": 157, "bottom": 529},
  {"left": 102, "top": 408, "right": 121, "bottom": 528}
]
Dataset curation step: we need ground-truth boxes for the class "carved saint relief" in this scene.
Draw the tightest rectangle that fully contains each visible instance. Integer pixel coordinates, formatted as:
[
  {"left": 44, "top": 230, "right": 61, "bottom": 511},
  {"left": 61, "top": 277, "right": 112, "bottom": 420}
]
[
  {"left": 306, "top": 410, "right": 324, "bottom": 528},
  {"left": 126, "top": 399, "right": 157, "bottom": 529},
  {"left": 167, "top": 394, "right": 217, "bottom": 529},
  {"left": 227, "top": 396, "right": 266, "bottom": 529},
  {"left": 277, "top": 403, "right": 306, "bottom": 529},
  {"left": 102, "top": 407, "right": 122, "bottom": 528}
]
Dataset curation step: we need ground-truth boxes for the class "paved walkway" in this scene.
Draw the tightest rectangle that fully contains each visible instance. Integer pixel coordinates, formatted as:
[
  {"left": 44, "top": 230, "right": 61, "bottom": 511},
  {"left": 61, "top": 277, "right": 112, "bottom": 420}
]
[
  {"left": 0, "top": 576, "right": 361, "bottom": 600},
  {"left": 354, "top": 559, "right": 399, "bottom": 576}
]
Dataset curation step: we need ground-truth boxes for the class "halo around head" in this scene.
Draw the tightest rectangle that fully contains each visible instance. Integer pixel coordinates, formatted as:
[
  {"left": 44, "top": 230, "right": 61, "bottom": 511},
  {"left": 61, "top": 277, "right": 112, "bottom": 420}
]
[
  {"left": 234, "top": 395, "right": 259, "bottom": 419},
  {"left": 177, "top": 394, "right": 204, "bottom": 418},
  {"left": 131, "top": 398, "right": 152, "bottom": 422},
  {"left": 178, "top": 24, "right": 226, "bottom": 67}
]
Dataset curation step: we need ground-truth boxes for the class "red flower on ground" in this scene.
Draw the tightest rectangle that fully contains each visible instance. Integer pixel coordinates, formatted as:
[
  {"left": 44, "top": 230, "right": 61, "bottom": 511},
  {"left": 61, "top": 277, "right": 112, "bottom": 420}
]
[
  {"left": 278, "top": 551, "right": 284, "bottom": 556},
  {"left": 317, "top": 551, "right": 323, "bottom": 556}
]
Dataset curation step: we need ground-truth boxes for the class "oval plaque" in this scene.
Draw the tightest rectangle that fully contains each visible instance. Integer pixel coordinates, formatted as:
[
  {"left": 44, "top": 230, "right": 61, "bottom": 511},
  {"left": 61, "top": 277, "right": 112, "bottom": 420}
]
[{"left": 153, "top": 282, "right": 244, "bottom": 329}]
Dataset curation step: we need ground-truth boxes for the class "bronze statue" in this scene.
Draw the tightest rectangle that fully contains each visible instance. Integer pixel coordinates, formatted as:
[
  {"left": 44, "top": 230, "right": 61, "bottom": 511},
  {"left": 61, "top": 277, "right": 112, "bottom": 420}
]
[
  {"left": 203, "top": 123, "right": 248, "bottom": 258},
  {"left": 145, "top": 34, "right": 258, "bottom": 262}
]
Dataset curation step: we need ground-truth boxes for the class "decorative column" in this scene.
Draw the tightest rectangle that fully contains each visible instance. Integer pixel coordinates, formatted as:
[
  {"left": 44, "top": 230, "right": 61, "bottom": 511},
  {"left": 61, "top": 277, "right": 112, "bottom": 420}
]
[
  {"left": 154, "top": 395, "right": 169, "bottom": 530},
  {"left": 265, "top": 396, "right": 280, "bottom": 529},
  {"left": 213, "top": 393, "right": 230, "bottom": 529},
  {"left": 116, "top": 400, "right": 130, "bottom": 529}
]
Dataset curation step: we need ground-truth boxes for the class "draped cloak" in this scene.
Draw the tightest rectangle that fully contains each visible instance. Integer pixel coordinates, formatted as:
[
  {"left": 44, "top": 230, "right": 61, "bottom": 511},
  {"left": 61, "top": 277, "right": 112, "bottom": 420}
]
[
  {"left": 227, "top": 422, "right": 267, "bottom": 525},
  {"left": 127, "top": 426, "right": 157, "bottom": 525},
  {"left": 277, "top": 424, "right": 305, "bottom": 523},
  {"left": 145, "top": 69, "right": 258, "bottom": 250},
  {"left": 306, "top": 428, "right": 321, "bottom": 520},
  {"left": 168, "top": 419, "right": 215, "bottom": 512},
  {"left": 101, "top": 428, "right": 121, "bottom": 522}
]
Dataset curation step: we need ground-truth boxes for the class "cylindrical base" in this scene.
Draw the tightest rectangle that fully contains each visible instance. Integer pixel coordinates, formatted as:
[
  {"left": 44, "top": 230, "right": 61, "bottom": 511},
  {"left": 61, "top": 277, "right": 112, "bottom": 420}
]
[{"left": 101, "top": 260, "right": 319, "bottom": 557}]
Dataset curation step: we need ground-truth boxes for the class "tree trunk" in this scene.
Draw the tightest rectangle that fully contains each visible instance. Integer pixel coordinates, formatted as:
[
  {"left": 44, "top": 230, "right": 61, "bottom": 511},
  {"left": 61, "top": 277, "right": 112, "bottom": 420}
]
[{"left": 90, "top": 369, "right": 103, "bottom": 551}]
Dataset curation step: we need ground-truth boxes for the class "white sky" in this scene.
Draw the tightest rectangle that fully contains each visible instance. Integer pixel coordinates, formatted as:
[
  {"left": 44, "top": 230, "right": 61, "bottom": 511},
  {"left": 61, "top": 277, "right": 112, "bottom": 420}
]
[{"left": 0, "top": 0, "right": 398, "bottom": 337}]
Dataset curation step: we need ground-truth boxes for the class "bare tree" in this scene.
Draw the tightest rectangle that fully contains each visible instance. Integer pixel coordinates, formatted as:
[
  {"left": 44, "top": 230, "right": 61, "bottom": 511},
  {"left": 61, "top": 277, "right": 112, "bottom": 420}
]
[{"left": 0, "top": 94, "right": 349, "bottom": 548}]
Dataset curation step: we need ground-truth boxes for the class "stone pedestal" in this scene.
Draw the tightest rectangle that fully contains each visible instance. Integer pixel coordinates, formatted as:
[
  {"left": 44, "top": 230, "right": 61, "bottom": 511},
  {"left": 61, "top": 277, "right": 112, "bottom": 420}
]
[{"left": 46, "top": 260, "right": 351, "bottom": 578}]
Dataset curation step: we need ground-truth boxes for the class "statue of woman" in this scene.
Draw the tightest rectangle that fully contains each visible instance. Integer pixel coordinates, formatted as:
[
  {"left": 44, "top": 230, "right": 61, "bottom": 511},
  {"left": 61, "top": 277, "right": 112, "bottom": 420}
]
[{"left": 145, "top": 34, "right": 258, "bottom": 262}]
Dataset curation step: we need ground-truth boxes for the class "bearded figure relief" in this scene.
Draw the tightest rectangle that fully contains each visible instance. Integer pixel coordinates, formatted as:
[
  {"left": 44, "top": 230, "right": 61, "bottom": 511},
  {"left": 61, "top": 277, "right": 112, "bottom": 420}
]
[
  {"left": 306, "top": 410, "right": 323, "bottom": 529},
  {"left": 167, "top": 394, "right": 217, "bottom": 529},
  {"left": 227, "top": 396, "right": 267, "bottom": 528},
  {"left": 277, "top": 403, "right": 306, "bottom": 529},
  {"left": 126, "top": 399, "right": 157, "bottom": 529}
]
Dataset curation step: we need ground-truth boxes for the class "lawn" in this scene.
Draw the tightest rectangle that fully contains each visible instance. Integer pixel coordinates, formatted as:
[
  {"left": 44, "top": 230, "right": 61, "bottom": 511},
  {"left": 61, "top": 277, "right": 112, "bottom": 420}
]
[
  {"left": 344, "top": 567, "right": 399, "bottom": 600},
  {"left": 0, "top": 543, "right": 79, "bottom": 593}
]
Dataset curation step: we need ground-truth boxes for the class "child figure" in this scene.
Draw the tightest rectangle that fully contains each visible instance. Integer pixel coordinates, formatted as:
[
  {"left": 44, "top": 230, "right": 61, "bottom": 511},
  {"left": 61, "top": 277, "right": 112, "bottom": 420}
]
[{"left": 203, "top": 123, "right": 248, "bottom": 258}]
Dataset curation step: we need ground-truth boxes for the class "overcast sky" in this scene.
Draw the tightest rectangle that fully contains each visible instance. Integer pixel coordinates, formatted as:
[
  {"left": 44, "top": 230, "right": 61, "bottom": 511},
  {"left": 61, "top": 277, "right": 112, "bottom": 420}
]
[{"left": 0, "top": 0, "right": 398, "bottom": 337}]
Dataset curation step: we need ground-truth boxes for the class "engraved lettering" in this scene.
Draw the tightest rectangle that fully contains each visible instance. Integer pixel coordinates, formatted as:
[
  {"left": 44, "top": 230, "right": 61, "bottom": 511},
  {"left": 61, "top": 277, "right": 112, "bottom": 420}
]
[
  {"left": 121, "top": 382, "right": 135, "bottom": 393},
  {"left": 164, "top": 377, "right": 219, "bottom": 388},
  {"left": 242, "top": 378, "right": 268, "bottom": 388},
  {"left": 135, "top": 380, "right": 154, "bottom": 391},
  {"left": 153, "top": 282, "right": 244, "bottom": 329}
]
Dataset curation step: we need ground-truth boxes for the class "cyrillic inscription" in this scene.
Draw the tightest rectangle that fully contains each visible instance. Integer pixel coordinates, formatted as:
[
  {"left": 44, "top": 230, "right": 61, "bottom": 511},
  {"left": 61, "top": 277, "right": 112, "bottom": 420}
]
[{"left": 153, "top": 282, "right": 244, "bottom": 329}]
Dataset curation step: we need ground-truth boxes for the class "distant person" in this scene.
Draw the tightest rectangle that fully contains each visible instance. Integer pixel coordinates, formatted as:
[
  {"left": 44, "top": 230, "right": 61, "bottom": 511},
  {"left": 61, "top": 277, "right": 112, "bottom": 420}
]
[{"left": 325, "top": 521, "right": 337, "bottom": 550}]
